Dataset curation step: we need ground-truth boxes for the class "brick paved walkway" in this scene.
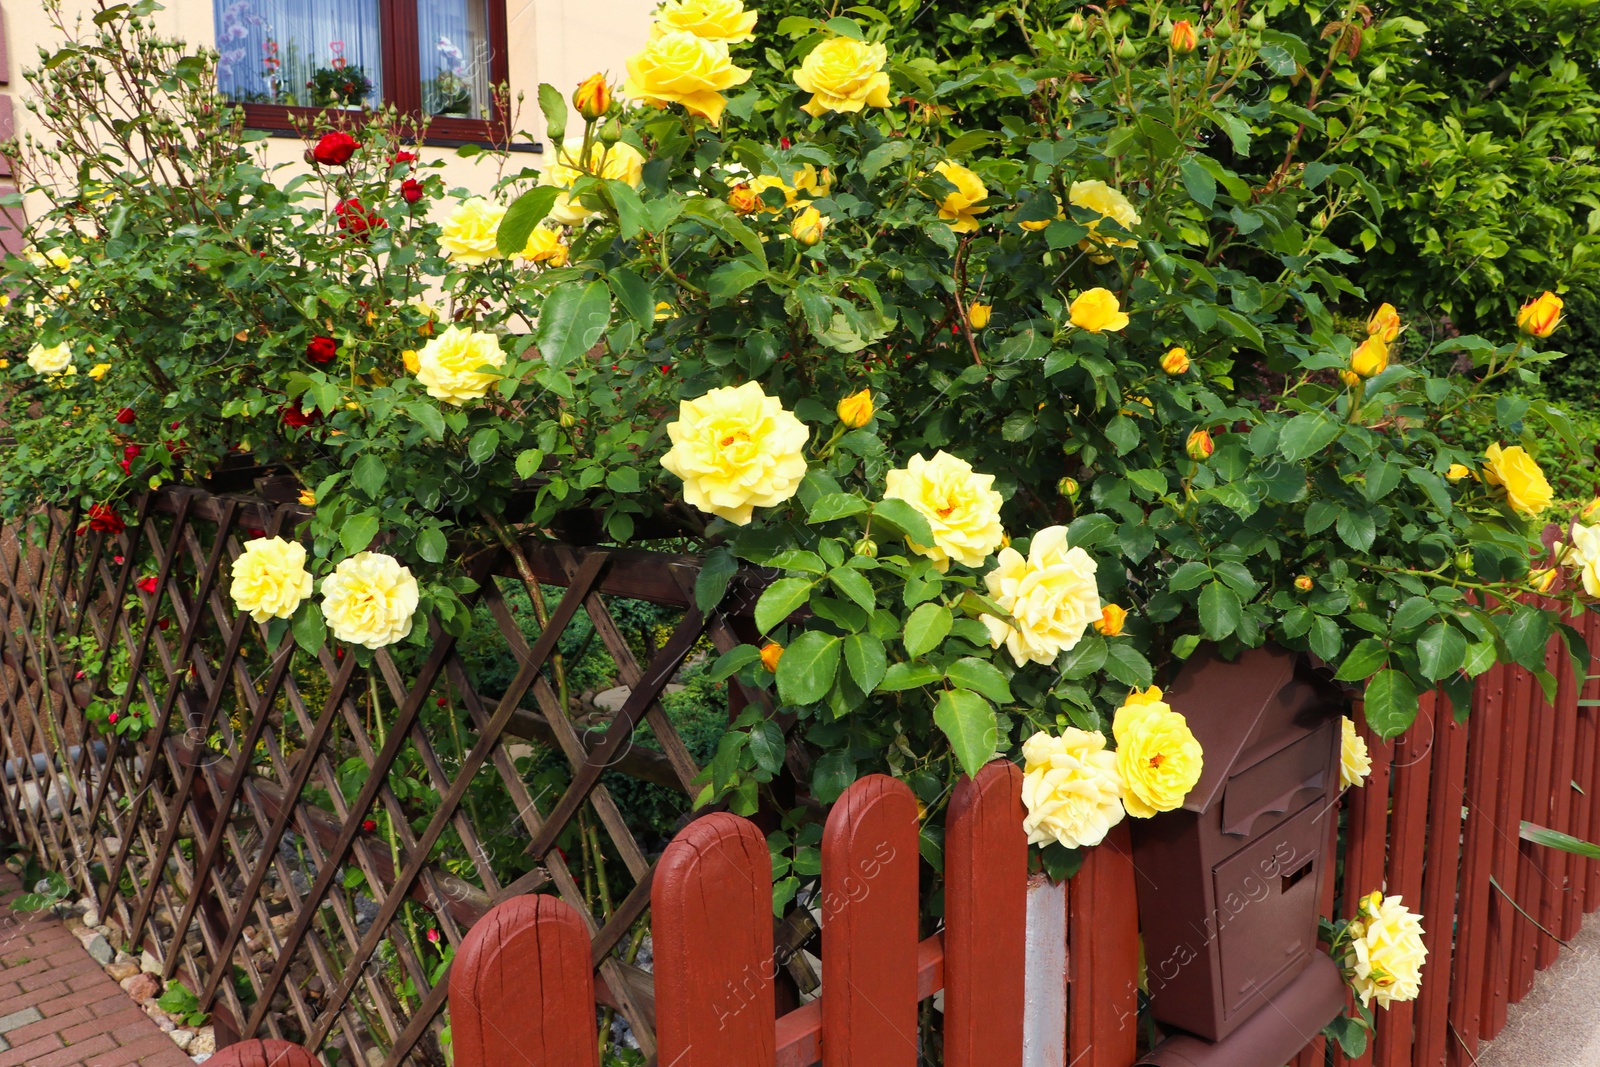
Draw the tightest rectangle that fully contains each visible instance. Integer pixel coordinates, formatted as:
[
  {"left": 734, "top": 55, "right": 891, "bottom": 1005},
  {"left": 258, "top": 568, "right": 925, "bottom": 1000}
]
[{"left": 0, "top": 872, "right": 190, "bottom": 1067}]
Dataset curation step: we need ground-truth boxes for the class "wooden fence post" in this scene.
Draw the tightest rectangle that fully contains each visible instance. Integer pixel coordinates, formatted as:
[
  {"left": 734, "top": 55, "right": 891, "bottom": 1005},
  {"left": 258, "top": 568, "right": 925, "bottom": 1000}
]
[
  {"left": 201, "top": 1039, "right": 319, "bottom": 1067},
  {"left": 448, "top": 895, "right": 598, "bottom": 1067},
  {"left": 653, "top": 811, "right": 775, "bottom": 1067},
  {"left": 1068, "top": 819, "right": 1138, "bottom": 1067}
]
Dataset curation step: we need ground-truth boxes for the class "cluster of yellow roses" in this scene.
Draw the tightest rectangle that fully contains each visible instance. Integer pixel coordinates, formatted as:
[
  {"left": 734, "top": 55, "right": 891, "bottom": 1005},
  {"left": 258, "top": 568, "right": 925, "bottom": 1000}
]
[
  {"left": 1019, "top": 687, "right": 1204, "bottom": 849},
  {"left": 1342, "top": 890, "right": 1428, "bottom": 1008},
  {"left": 230, "top": 537, "right": 419, "bottom": 650}
]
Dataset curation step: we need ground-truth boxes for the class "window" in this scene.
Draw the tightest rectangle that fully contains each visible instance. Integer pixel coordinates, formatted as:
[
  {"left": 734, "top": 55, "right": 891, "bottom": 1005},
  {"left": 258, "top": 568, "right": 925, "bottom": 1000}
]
[{"left": 213, "top": 0, "right": 511, "bottom": 143}]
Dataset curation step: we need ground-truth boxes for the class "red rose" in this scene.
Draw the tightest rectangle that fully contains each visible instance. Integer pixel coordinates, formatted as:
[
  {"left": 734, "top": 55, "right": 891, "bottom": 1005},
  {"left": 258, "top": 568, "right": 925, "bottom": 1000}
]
[
  {"left": 390, "top": 150, "right": 417, "bottom": 168},
  {"left": 312, "top": 131, "right": 359, "bottom": 166},
  {"left": 108, "top": 711, "right": 119, "bottom": 725},
  {"left": 115, "top": 407, "right": 136, "bottom": 425},
  {"left": 281, "top": 401, "right": 321, "bottom": 428},
  {"left": 306, "top": 335, "right": 338, "bottom": 363},
  {"left": 335, "top": 198, "right": 386, "bottom": 237},
  {"left": 85, "top": 504, "right": 124, "bottom": 535},
  {"left": 120, "top": 444, "right": 141, "bottom": 475},
  {"left": 362, "top": 819, "right": 378, "bottom": 833},
  {"left": 137, "top": 576, "right": 158, "bottom": 594},
  {"left": 401, "top": 178, "right": 424, "bottom": 204}
]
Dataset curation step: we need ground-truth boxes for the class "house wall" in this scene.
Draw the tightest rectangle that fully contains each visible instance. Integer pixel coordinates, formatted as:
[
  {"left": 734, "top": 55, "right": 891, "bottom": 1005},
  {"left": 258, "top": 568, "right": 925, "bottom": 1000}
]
[{"left": 0, "top": 0, "right": 654, "bottom": 229}]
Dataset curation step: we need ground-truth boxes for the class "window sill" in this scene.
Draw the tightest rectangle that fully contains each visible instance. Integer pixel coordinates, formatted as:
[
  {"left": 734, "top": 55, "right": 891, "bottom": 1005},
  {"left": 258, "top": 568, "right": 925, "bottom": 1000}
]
[{"left": 237, "top": 104, "right": 542, "bottom": 153}]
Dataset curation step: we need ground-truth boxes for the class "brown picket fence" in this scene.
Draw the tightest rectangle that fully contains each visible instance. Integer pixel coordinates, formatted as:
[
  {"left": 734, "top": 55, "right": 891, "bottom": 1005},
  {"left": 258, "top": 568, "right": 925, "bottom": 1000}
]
[{"left": 2, "top": 481, "right": 1600, "bottom": 1066}]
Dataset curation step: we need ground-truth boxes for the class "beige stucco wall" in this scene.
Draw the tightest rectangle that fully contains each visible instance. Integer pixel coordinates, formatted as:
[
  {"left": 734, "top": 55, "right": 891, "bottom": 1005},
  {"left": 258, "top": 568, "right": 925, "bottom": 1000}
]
[{"left": 1, "top": 0, "right": 654, "bottom": 207}]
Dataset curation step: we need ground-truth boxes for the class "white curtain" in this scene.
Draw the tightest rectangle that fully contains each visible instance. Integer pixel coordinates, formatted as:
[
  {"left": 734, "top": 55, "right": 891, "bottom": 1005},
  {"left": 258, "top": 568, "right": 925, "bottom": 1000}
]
[
  {"left": 417, "top": 0, "right": 491, "bottom": 117},
  {"left": 215, "top": 0, "right": 383, "bottom": 108}
]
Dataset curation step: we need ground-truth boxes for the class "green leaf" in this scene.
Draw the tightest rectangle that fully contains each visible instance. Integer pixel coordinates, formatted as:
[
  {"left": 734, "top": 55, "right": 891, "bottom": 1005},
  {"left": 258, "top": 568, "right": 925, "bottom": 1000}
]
[
  {"left": 416, "top": 528, "right": 448, "bottom": 564},
  {"left": 409, "top": 401, "right": 446, "bottom": 440},
  {"left": 1335, "top": 638, "right": 1389, "bottom": 682},
  {"left": 904, "top": 602, "right": 953, "bottom": 658},
  {"left": 946, "top": 657, "right": 1012, "bottom": 703},
  {"left": 766, "top": 550, "right": 826, "bottom": 574},
  {"left": 775, "top": 631, "right": 841, "bottom": 706},
  {"left": 871, "top": 497, "right": 935, "bottom": 547},
  {"left": 807, "top": 493, "right": 870, "bottom": 524},
  {"left": 608, "top": 179, "right": 650, "bottom": 238},
  {"left": 1103, "top": 642, "right": 1154, "bottom": 688},
  {"left": 1057, "top": 636, "right": 1108, "bottom": 679},
  {"left": 1463, "top": 640, "right": 1497, "bottom": 678},
  {"left": 1500, "top": 602, "right": 1554, "bottom": 670},
  {"left": 537, "top": 82, "right": 568, "bottom": 143},
  {"left": 1391, "top": 596, "right": 1435, "bottom": 633},
  {"left": 878, "top": 662, "right": 943, "bottom": 691},
  {"left": 748, "top": 720, "right": 786, "bottom": 775},
  {"left": 811, "top": 750, "right": 856, "bottom": 803},
  {"left": 1417, "top": 622, "right": 1467, "bottom": 682},
  {"left": 497, "top": 186, "right": 562, "bottom": 255},
  {"left": 695, "top": 546, "right": 738, "bottom": 613},
  {"left": 468, "top": 427, "right": 499, "bottom": 465},
  {"left": 1179, "top": 157, "right": 1217, "bottom": 209},
  {"left": 828, "top": 567, "right": 876, "bottom": 612},
  {"left": 340, "top": 513, "right": 380, "bottom": 555},
  {"left": 1520, "top": 822, "right": 1600, "bottom": 859},
  {"left": 606, "top": 466, "right": 640, "bottom": 493},
  {"left": 1198, "top": 581, "right": 1243, "bottom": 641},
  {"left": 535, "top": 281, "right": 612, "bottom": 368},
  {"left": 680, "top": 198, "right": 766, "bottom": 264},
  {"left": 351, "top": 454, "right": 386, "bottom": 499},
  {"left": 1364, "top": 669, "right": 1420, "bottom": 739},
  {"left": 514, "top": 449, "right": 545, "bottom": 479},
  {"left": 710, "top": 644, "right": 762, "bottom": 681},
  {"left": 707, "top": 258, "right": 768, "bottom": 303},
  {"left": 755, "top": 577, "right": 813, "bottom": 634},
  {"left": 293, "top": 602, "right": 327, "bottom": 654},
  {"left": 1335, "top": 508, "right": 1377, "bottom": 552},
  {"left": 608, "top": 268, "right": 656, "bottom": 328},
  {"left": 1278, "top": 411, "right": 1341, "bottom": 463},
  {"left": 935, "top": 689, "right": 998, "bottom": 778},
  {"left": 843, "top": 633, "right": 888, "bottom": 693}
]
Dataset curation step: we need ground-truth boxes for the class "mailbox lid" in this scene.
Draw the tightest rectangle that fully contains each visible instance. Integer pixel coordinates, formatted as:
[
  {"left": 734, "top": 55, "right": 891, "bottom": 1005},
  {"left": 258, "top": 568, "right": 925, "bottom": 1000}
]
[
  {"left": 1212, "top": 800, "right": 1326, "bottom": 1023},
  {"left": 1222, "top": 719, "right": 1337, "bottom": 839}
]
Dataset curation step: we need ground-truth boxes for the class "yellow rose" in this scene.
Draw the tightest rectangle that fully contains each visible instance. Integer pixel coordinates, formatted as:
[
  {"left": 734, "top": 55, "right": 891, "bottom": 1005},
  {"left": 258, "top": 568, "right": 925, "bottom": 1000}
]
[
  {"left": 1020, "top": 729, "right": 1126, "bottom": 849},
  {"left": 979, "top": 526, "right": 1100, "bottom": 666},
  {"left": 1517, "top": 290, "right": 1563, "bottom": 338},
  {"left": 790, "top": 206, "right": 828, "bottom": 246},
  {"left": 836, "top": 388, "right": 873, "bottom": 428},
  {"left": 1123, "top": 685, "right": 1165, "bottom": 708},
  {"left": 728, "top": 184, "right": 761, "bottom": 214},
  {"left": 625, "top": 29, "right": 751, "bottom": 126},
  {"left": 229, "top": 536, "right": 314, "bottom": 623},
  {"left": 1340, "top": 716, "right": 1372, "bottom": 789},
  {"left": 932, "top": 160, "right": 989, "bottom": 233},
  {"left": 26, "top": 341, "right": 72, "bottom": 376},
  {"left": 415, "top": 324, "right": 506, "bottom": 405},
  {"left": 1344, "top": 892, "right": 1427, "bottom": 1008},
  {"left": 793, "top": 37, "right": 892, "bottom": 118},
  {"left": 1367, "top": 302, "right": 1402, "bottom": 342},
  {"left": 790, "top": 164, "right": 834, "bottom": 199},
  {"left": 1483, "top": 442, "right": 1553, "bottom": 518},
  {"left": 654, "top": 0, "right": 758, "bottom": 43},
  {"left": 320, "top": 551, "right": 420, "bottom": 649},
  {"left": 1160, "top": 346, "right": 1190, "bottom": 375},
  {"left": 660, "top": 381, "right": 810, "bottom": 525},
  {"left": 438, "top": 197, "right": 507, "bottom": 266},
  {"left": 1070, "top": 180, "right": 1141, "bottom": 252},
  {"left": 540, "top": 142, "right": 647, "bottom": 225},
  {"left": 1094, "top": 603, "right": 1127, "bottom": 636},
  {"left": 1018, "top": 196, "right": 1063, "bottom": 232},
  {"left": 967, "top": 302, "right": 992, "bottom": 329},
  {"left": 883, "top": 451, "right": 1005, "bottom": 571},
  {"left": 1445, "top": 463, "right": 1472, "bottom": 482},
  {"left": 1069, "top": 287, "right": 1129, "bottom": 333},
  {"left": 1350, "top": 335, "right": 1389, "bottom": 378},
  {"left": 520, "top": 224, "right": 570, "bottom": 267},
  {"left": 1567, "top": 524, "right": 1600, "bottom": 597},
  {"left": 1113, "top": 694, "right": 1203, "bottom": 818},
  {"left": 87, "top": 362, "right": 111, "bottom": 381}
]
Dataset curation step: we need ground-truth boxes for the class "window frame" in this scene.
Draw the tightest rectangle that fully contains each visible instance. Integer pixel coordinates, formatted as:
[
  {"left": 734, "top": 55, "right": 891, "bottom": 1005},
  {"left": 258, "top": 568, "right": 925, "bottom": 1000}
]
[{"left": 231, "top": 0, "right": 519, "bottom": 146}]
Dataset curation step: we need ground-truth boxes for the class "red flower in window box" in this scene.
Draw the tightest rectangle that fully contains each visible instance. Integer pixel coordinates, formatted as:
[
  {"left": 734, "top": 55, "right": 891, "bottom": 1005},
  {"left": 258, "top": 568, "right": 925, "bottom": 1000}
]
[
  {"left": 401, "top": 178, "right": 424, "bottom": 204},
  {"left": 335, "top": 198, "right": 386, "bottom": 237},
  {"left": 281, "top": 401, "right": 321, "bottom": 428},
  {"left": 311, "top": 131, "right": 359, "bottom": 166},
  {"left": 137, "top": 576, "right": 159, "bottom": 594},
  {"left": 115, "top": 407, "right": 136, "bottom": 425},
  {"left": 306, "top": 335, "right": 338, "bottom": 363},
  {"left": 84, "top": 504, "right": 124, "bottom": 535}
]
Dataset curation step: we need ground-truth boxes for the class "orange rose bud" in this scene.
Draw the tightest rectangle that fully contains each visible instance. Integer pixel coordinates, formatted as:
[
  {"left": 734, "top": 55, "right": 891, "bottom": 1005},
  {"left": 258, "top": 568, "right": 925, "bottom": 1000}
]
[
  {"left": 1170, "top": 19, "right": 1198, "bottom": 54},
  {"left": 1517, "top": 290, "right": 1563, "bottom": 338},
  {"left": 573, "top": 73, "right": 612, "bottom": 122},
  {"left": 728, "top": 183, "right": 760, "bottom": 215},
  {"left": 836, "top": 388, "right": 874, "bottom": 428},
  {"left": 1160, "top": 346, "right": 1190, "bottom": 375},
  {"left": 1094, "top": 603, "right": 1128, "bottom": 636},
  {"left": 760, "top": 642, "right": 784, "bottom": 672},
  {"left": 1366, "top": 302, "right": 1402, "bottom": 342},
  {"left": 1186, "top": 427, "right": 1215, "bottom": 461},
  {"left": 1295, "top": 575, "right": 1314, "bottom": 592},
  {"left": 1530, "top": 567, "right": 1558, "bottom": 593}
]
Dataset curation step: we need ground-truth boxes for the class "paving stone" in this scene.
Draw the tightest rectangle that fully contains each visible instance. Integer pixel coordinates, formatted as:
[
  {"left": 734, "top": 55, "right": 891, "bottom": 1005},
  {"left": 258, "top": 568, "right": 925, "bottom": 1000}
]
[{"left": 0, "top": 1007, "right": 41, "bottom": 1035}]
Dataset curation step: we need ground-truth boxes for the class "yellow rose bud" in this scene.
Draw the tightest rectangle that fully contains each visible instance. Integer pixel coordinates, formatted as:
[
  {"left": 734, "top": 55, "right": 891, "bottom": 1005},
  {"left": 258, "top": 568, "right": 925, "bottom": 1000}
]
[
  {"left": 1367, "top": 302, "right": 1402, "bottom": 342},
  {"left": 87, "top": 363, "right": 111, "bottom": 381},
  {"left": 1517, "top": 290, "right": 1563, "bottom": 338},
  {"left": 1580, "top": 497, "right": 1600, "bottom": 524},
  {"left": 1160, "top": 346, "right": 1190, "bottom": 375},
  {"left": 402, "top": 349, "right": 420, "bottom": 374},
  {"left": 298, "top": 489, "right": 317, "bottom": 507},
  {"left": 968, "top": 302, "right": 992, "bottom": 330},
  {"left": 625, "top": 29, "right": 752, "bottom": 126},
  {"left": 760, "top": 642, "right": 784, "bottom": 672},
  {"left": 793, "top": 36, "right": 892, "bottom": 118},
  {"left": 1445, "top": 463, "right": 1472, "bottom": 482},
  {"left": 1530, "top": 567, "right": 1558, "bottom": 593},
  {"left": 1093, "top": 603, "right": 1127, "bottom": 636},
  {"left": 1069, "top": 287, "right": 1130, "bottom": 333},
  {"left": 1170, "top": 19, "right": 1198, "bottom": 54},
  {"left": 727, "top": 183, "right": 761, "bottom": 215},
  {"left": 1186, "top": 427, "right": 1215, "bottom": 461},
  {"left": 572, "top": 72, "right": 612, "bottom": 121},
  {"left": 1058, "top": 476, "right": 1080, "bottom": 499},
  {"left": 1295, "top": 575, "right": 1314, "bottom": 592},
  {"left": 853, "top": 537, "right": 877, "bottom": 558},
  {"left": 520, "top": 224, "right": 570, "bottom": 267},
  {"left": 1483, "top": 442, "right": 1553, "bottom": 518},
  {"left": 1339, "top": 369, "right": 1361, "bottom": 387},
  {"left": 836, "top": 388, "right": 874, "bottom": 428},
  {"left": 1351, "top": 335, "right": 1389, "bottom": 378},
  {"left": 790, "top": 206, "right": 828, "bottom": 246},
  {"left": 931, "top": 160, "right": 989, "bottom": 233}
]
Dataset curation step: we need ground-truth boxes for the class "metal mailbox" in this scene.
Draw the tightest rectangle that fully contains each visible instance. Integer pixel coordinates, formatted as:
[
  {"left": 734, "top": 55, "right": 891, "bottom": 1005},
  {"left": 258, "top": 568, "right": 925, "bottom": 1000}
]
[{"left": 1129, "top": 644, "right": 1348, "bottom": 1048}]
